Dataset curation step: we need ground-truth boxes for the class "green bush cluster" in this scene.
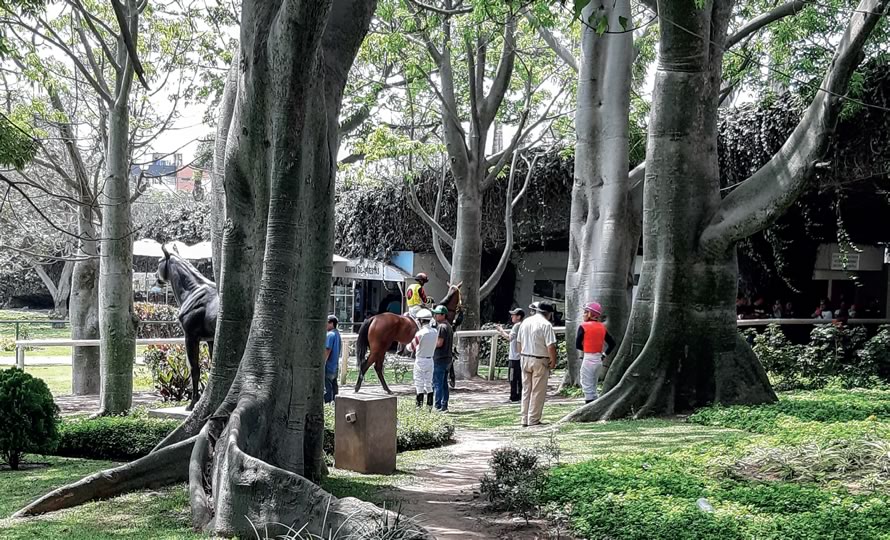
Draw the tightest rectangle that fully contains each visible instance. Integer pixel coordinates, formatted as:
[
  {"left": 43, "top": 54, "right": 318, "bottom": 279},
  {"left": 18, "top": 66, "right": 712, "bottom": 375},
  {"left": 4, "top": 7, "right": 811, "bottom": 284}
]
[
  {"left": 143, "top": 344, "right": 210, "bottom": 402},
  {"left": 134, "top": 302, "right": 182, "bottom": 338},
  {"left": 56, "top": 413, "right": 180, "bottom": 461},
  {"left": 544, "top": 453, "right": 890, "bottom": 540},
  {"left": 746, "top": 324, "right": 890, "bottom": 390},
  {"left": 0, "top": 368, "right": 59, "bottom": 469},
  {"left": 55, "top": 397, "right": 454, "bottom": 462}
]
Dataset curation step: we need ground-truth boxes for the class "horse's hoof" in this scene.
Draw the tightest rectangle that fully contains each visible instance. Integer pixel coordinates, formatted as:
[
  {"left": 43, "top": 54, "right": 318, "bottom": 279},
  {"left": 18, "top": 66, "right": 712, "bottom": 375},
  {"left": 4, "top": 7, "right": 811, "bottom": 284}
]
[
  {"left": 185, "top": 402, "right": 196, "bottom": 412},
  {"left": 386, "top": 390, "right": 394, "bottom": 395}
]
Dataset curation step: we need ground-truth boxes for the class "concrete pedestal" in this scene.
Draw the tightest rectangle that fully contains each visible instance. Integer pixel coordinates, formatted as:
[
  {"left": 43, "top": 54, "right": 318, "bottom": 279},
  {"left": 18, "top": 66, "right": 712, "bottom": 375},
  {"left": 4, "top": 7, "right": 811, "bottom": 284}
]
[{"left": 334, "top": 393, "right": 397, "bottom": 475}]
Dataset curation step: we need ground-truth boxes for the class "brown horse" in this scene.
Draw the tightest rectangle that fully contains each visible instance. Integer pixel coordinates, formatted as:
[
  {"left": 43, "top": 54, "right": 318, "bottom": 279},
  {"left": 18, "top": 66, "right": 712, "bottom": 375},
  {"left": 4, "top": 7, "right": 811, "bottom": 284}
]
[{"left": 354, "top": 282, "right": 462, "bottom": 393}]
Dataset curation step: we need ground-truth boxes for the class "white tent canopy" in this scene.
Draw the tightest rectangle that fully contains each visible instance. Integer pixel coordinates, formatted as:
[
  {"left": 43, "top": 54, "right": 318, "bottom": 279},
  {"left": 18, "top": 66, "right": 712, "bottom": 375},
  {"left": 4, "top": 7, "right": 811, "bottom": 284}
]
[
  {"left": 133, "top": 239, "right": 212, "bottom": 260},
  {"left": 135, "top": 240, "right": 406, "bottom": 282}
]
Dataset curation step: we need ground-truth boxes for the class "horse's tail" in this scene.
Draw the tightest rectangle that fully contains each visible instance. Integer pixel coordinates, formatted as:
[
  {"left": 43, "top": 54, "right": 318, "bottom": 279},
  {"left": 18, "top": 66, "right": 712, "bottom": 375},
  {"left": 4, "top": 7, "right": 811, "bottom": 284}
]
[{"left": 356, "top": 317, "right": 373, "bottom": 370}]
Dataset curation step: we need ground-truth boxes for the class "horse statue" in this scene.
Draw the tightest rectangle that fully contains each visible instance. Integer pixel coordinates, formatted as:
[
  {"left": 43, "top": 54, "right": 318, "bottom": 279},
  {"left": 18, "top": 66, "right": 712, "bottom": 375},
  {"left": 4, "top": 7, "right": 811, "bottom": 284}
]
[
  {"left": 354, "top": 282, "right": 463, "bottom": 393},
  {"left": 155, "top": 244, "right": 219, "bottom": 410}
]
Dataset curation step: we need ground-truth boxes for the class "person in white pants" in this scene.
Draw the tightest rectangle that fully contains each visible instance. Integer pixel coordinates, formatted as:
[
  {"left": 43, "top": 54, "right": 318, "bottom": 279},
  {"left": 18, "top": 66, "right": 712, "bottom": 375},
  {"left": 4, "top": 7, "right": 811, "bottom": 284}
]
[
  {"left": 407, "top": 309, "right": 437, "bottom": 408},
  {"left": 575, "top": 302, "right": 617, "bottom": 404}
]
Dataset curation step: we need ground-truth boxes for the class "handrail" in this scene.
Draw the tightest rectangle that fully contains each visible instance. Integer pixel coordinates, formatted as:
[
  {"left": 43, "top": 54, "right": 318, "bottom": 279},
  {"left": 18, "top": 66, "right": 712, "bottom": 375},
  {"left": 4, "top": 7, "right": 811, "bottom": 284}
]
[{"left": 736, "top": 318, "right": 890, "bottom": 326}]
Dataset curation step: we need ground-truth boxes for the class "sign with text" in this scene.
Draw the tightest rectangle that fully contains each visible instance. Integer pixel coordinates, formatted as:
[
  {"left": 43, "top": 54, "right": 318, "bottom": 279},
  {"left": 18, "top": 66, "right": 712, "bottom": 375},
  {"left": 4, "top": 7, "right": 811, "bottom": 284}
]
[
  {"left": 831, "top": 252, "right": 860, "bottom": 271},
  {"left": 343, "top": 259, "right": 384, "bottom": 281}
]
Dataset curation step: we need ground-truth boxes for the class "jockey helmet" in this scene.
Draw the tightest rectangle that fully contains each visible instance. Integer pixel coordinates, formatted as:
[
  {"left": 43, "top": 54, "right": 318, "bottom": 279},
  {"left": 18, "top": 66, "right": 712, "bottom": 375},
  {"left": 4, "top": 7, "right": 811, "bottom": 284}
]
[
  {"left": 584, "top": 302, "right": 603, "bottom": 316},
  {"left": 414, "top": 272, "right": 429, "bottom": 283},
  {"left": 416, "top": 308, "right": 433, "bottom": 320}
]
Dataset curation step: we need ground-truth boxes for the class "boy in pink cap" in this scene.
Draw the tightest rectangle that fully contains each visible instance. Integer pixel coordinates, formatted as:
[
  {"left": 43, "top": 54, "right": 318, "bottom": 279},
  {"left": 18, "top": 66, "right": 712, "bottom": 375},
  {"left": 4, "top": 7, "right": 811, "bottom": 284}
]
[{"left": 575, "top": 302, "right": 616, "bottom": 404}]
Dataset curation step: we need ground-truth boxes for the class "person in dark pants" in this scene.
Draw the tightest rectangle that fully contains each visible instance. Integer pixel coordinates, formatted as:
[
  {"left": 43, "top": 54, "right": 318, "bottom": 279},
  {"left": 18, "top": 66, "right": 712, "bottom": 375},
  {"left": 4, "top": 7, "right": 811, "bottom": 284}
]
[
  {"left": 496, "top": 307, "right": 525, "bottom": 402},
  {"left": 324, "top": 315, "right": 341, "bottom": 404},
  {"left": 431, "top": 305, "right": 453, "bottom": 411}
]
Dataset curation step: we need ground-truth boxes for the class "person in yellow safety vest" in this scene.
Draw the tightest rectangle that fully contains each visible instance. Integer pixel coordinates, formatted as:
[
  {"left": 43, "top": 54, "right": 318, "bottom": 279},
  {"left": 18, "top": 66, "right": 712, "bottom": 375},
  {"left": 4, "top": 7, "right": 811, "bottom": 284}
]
[{"left": 406, "top": 273, "right": 432, "bottom": 317}]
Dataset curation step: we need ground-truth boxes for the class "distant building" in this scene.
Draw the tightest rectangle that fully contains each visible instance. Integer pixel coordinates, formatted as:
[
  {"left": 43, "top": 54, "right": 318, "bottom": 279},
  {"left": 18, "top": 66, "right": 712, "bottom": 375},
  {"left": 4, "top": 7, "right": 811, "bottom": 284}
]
[{"left": 130, "top": 153, "right": 207, "bottom": 194}]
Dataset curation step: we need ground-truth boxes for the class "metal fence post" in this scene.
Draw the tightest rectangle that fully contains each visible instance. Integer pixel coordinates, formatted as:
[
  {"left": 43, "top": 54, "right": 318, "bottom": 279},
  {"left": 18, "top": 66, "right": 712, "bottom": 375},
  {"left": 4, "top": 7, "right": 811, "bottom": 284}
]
[
  {"left": 488, "top": 334, "right": 498, "bottom": 381},
  {"left": 15, "top": 322, "right": 20, "bottom": 341},
  {"left": 15, "top": 346, "right": 24, "bottom": 370}
]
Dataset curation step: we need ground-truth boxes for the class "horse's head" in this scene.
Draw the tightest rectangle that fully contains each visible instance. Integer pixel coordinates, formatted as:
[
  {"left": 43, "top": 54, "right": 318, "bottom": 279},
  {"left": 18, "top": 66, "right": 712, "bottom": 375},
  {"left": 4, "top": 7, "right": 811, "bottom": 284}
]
[
  {"left": 442, "top": 281, "right": 464, "bottom": 324},
  {"left": 155, "top": 244, "right": 178, "bottom": 286}
]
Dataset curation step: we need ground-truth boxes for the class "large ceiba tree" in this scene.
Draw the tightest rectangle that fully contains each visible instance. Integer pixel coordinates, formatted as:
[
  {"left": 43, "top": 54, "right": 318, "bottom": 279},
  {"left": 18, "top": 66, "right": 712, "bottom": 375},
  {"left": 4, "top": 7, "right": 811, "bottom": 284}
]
[
  {"left": 565, "top": 0, "right": 889, "bottom": 421},
  {"left": 15, "top": 1, "right": 424, "bottom": 537}
]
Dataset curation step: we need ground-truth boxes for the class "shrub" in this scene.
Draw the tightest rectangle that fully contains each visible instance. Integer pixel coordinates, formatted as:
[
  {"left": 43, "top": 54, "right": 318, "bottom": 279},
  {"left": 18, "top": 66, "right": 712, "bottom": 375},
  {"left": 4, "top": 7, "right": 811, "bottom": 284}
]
[
  {"left": 143, "top": 344, "right": 210, "bottom": 402},
  {"left": 480, "top": 434, "right": 561, "bottom": 521},
  {"left": 323, "top": 398, "right": 455, "bottom": 456},
  {"left": 746, "top": 324, "right": 890, "bottom": 390},
  {"left": 57, "top": 413, "right": 180, "bottom": 460},
  {"left": 0, "top": 368, "right": 60, "bottom": 469},
  {"left": 134, "top": 302, "right": 182, "bottom": 338}
]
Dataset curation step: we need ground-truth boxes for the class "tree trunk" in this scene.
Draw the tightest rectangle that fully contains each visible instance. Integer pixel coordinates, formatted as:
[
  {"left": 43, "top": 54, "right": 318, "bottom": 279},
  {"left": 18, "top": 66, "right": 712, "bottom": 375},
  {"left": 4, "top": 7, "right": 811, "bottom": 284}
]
[
  {"left": 53, "top": 262, "right": 73, "bottom": 320},
  {"left": 71, "top": 240, "right": 100, "bottom": 395},
  {"left": 451, "top": 186, "right": 482, "bottom": 379},
  {"left": 98, "top": 16, "right": 138, "bottom": 415},
  {"left": 564, "top": 0, "right": 777, "bottom": 421},
  {"left": 154, "top": 60, "right": 264, "bottom": 452},
  {"left": 186, "top": 1, "right": 405, "bottom": 537},
  {"left": 562, "top": 0, "right": 635, "bottom": 388},
  {"left": 210, "top": 64, "right": 238, "bottom": 284}
]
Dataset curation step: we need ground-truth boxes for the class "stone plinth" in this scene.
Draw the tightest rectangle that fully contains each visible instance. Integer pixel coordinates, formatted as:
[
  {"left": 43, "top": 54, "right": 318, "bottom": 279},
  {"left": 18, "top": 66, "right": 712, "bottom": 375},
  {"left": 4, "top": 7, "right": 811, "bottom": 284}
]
[{"left": 334, "top": 393, "right": 397, "bottom": 475}]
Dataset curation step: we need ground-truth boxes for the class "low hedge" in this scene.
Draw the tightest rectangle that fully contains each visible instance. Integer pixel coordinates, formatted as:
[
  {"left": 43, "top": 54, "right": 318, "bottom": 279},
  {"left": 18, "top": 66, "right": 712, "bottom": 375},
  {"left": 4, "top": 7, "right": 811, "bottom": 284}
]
[
  {"left": 56, "top": 398, "right": 454, "bottom": 461},
  {"left": 57, "top": 414, "right": 180, "bottom": 461}
]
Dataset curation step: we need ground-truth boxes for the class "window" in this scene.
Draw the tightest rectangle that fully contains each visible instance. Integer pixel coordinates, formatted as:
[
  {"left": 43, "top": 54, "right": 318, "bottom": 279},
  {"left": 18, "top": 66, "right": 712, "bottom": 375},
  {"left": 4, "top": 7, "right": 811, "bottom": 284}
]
[
  {"left": 533, "top": 279, "right": 565, "bottom": 301},
  {"left": 329, "top": 278, "right": 355, "bottom": 324}
]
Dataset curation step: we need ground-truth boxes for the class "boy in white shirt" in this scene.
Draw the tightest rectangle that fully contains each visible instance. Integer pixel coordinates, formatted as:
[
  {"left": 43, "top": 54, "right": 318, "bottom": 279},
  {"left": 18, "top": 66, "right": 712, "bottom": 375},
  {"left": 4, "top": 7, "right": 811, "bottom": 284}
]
[{"left": 407, "top": 309, "right": 437, "bottom": 409}]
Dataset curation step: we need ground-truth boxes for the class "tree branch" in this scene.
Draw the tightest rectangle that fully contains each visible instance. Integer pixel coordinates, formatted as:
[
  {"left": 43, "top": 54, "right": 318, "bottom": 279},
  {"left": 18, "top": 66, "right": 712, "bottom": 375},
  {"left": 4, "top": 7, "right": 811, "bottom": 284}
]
[
  {"left": 725, "top": 0, "right": 807, "bottom": 50},
  {"left": 524, "top": 12, "right": 578, "bottom": 73},
  {"left": 480, "top": 15, "right": 517, "bottom": 127},
  {"left": 431, "top": 164, "right": 452, "bottom": 274},
  {"left": 700, "top": 0, "right": 889, "bottom": 255},
  {"left": 31, "top": 261, "right": 59, "bottom": 298},
  {"left": 407, "top": 0, "right": 472, "bottom": 16},
  {"left": 110, "top": 0, "right": 149, "bottom": 90},
  {"left": 480, "top": 147, "right": 543, "bottom": 299},
  {"left": 406, "top": 180, "right": 455, "bottom": 247}
]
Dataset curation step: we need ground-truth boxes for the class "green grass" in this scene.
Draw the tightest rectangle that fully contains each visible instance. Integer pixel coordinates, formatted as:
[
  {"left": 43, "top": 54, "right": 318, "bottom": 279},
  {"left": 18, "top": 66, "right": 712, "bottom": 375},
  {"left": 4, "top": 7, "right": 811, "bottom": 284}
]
[
  {"left": 10, "top": 365, "right": 154, "bottom": 396},
  {"left": 524, "top": 388, "right": 890, "bottom": 540},
  {"left": 0, "top": 456, "right": 201, "bottom": 540}
]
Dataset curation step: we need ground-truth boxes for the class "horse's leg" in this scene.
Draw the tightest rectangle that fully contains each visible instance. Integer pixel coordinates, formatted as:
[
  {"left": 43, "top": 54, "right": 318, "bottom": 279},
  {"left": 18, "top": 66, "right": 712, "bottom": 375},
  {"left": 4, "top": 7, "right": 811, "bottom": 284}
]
[
  {"left": 374, "top": 358, "right": 393, "bottom": 395},
  {"left": 185, "top": 335, "right": 201, "bottom": 411},
  {"left": 355, "top": 352, "right": 372, "bottom": 393},
  {"left": 449, "top": 362, "right": 456, "bottom": 389},
  {"left": 207, "top": 340, "right": 214, "bottom": 361}
]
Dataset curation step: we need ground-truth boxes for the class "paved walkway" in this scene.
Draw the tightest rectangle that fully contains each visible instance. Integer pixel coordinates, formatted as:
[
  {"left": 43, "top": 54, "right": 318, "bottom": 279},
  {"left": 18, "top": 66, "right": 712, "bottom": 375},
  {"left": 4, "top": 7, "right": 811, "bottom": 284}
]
[
  {"left": 359, "top": 376, "right": 575, "bottom": 539},
  {"left": 54, "top": 392, "right": 162, "bottom": 415}
]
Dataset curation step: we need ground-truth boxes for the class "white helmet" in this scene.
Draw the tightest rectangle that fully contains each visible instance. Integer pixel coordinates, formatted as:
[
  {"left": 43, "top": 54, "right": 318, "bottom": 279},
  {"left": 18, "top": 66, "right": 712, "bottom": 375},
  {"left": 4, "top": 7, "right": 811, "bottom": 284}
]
[{"left": 416, "top": 308, "right": 433, "bottom": 320}]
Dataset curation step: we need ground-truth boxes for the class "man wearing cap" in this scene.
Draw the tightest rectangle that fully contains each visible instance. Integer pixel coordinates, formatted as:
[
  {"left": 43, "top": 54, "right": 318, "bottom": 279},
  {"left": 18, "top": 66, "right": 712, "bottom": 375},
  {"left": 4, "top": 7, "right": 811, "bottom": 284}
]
[
  {"left": 496, "top": 307, "right": 526, "bottom": 403},
  {"left": 406, "top": 273, "right": 432, "bottom": 318},
  {"left": 324, "top": 315, "right": 342, "bottom": 404},
  {"left": 516, "top": 301, "right": 558, "bottom": 427},
  {"left": 576, "top": 302, "right": 617, "bottom": 404},
  {"left": 407, "top": 308, "right": 437, "bottom": 409},
  {"left": 431, "top": 305, "right": 453, "bottom": 411}
]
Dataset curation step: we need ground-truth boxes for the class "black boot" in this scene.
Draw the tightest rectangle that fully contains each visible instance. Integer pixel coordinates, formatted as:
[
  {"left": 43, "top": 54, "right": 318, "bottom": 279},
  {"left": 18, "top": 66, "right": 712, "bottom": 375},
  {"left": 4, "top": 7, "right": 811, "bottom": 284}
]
[
  {"left": 426, "top": 392, "right": 434, "bottom": 410},
  {"left": 416, "top": 393, "right": 424, "bottom": 408}
]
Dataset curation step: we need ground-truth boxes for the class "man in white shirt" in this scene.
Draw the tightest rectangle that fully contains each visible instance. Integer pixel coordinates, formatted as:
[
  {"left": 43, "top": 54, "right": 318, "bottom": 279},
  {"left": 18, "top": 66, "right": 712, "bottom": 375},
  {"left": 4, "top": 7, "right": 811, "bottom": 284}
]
[
  {"left": 407, "top": 309, "right": 437, "bottom": 408},
  {"left": 496, "top": 307, "right": 525, "bottom": 403},
  {"left": 516, "top": 301, "right": 558, "bottom": 427}
]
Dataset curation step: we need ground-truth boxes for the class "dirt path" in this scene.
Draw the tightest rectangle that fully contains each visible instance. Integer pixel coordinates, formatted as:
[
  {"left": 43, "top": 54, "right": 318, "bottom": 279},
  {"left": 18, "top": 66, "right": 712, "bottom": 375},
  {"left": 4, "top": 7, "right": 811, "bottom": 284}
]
[{"left": 364, "top": 376, "right": 574, "bottom": 539}]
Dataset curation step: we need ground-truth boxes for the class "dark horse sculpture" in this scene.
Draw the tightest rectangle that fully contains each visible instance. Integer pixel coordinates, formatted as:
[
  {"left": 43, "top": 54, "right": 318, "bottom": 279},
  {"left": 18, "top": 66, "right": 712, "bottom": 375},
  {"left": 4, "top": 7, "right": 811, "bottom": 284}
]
[
  {"left": 156, "top": 245, "right": 219, "bottom": 410},
  {"left": 354, "top": 282, "right": 462, "bottom": 393}
]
